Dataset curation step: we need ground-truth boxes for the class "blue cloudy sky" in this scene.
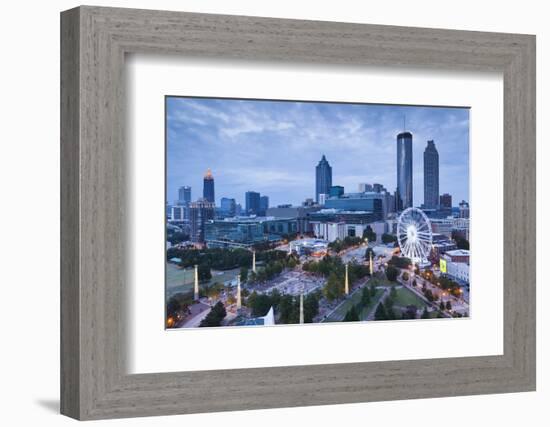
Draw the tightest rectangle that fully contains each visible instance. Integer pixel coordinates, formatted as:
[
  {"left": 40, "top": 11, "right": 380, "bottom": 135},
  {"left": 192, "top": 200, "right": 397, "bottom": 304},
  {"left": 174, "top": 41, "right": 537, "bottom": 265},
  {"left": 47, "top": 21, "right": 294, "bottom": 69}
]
[{"left": 166, "top": 97, "right": 469, "bottom": 208}]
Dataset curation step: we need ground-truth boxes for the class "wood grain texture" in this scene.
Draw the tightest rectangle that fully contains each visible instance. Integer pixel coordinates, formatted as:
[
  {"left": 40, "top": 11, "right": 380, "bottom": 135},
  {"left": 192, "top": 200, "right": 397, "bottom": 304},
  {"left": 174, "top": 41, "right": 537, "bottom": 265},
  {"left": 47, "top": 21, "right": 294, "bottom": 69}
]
[{"left": 60, "top": 6, "right": 536, "bottom": 420}]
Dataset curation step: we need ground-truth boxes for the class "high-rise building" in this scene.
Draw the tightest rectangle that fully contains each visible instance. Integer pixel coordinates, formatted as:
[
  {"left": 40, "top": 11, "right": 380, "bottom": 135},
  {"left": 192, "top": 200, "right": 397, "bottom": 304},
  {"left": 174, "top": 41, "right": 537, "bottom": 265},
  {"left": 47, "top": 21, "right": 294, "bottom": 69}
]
[
  {"left": 220, "top": 197, "right": 236, "bottom": 216},
  {"left": 372, "top": 183, "right": 387, "bottom": 193},
  {"left": 440, "top": 193, "right": 452, "bottom": 216},
  {"left": 178, "top": 186, "right": 191, "bottom": 206},
  {"left": 170, "top": 205, "right": 185, "bottom": 221},
  {"left": 245, "top": 191, "right": 261, "bottom": 216},
  {"left": 396, "top": 131, "right": 413, "bottom": 210},
  {"left": 315, "top": 155, "right": 332, "bottom": 203},
  {"left": 459, "top": 200, "right": 470, "bottom": 218},
  {"left": 259, "top": 195, "right": 269, "bottom": 216},
  {"left": 358, "top": 183, "right": 373, "bottom": 193},
  {"left": 189, "top": 198, "right": 215, "bottom": 243},
  {"left": 423, "top": 140, "right": 439, "bottom": 209},
  {"left": 203, "top": 169, "right": 215, "bottom": 204},
  {"left": 329, "top": 185, "right": 344, "bottom": 198}
]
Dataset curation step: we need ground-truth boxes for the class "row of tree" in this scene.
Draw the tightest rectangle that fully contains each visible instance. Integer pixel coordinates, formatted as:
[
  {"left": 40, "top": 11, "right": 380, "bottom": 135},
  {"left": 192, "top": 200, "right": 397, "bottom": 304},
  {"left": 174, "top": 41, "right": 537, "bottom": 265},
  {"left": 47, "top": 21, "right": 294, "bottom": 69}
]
[
  {"left": 199, "top": 301, "right": 227, "bottom": 327},
  {"left": 246, "top": 289, "right": 321, "bottom": 324},
  {"left": 421, "top": 268, "right": 462, "bottom": 297},
  {"left": 343, "top": 284, "right": 378, "bottom": 321},
  {"left": 303, "top": 256, "right": 370, "bottom": 302},
  {"left": 328, "top": 236, "right": 363, "bottom": 253}
]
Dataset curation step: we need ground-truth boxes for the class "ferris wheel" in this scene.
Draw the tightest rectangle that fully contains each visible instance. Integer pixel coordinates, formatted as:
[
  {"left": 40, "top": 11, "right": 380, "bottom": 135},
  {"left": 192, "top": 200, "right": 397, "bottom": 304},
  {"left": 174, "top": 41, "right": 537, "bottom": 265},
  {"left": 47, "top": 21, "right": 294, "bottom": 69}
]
[{"left": 397, "top": 207, "right": 433, "bottom": 265}]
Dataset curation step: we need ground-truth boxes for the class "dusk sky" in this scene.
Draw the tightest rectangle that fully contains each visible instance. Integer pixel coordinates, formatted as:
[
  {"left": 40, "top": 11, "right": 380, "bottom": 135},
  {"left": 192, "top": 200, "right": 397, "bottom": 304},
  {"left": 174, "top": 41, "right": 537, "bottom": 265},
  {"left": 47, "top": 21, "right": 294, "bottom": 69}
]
[{"left": 166, "top": 97, "right": 469, "bottom": 208}]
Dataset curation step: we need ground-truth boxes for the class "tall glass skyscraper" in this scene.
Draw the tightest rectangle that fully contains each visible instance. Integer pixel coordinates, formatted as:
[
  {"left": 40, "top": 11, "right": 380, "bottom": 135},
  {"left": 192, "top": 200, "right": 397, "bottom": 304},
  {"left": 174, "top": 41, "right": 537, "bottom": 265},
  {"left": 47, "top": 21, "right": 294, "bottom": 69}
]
[
  {"left": 189, "top": 198, "right": 215, "bottom": 242},
  {"left": 396, "top": 132, "right": 413, "bottom": 210},
  {"left": 423, "top": 140, "right": 439, "bottom": 209},
  {"left": 178, "top": 186, "right": 191, "bottom": 205},
  {"left": 259, "top": 195, "right": 269, "bottom": 216},
  {"left": 245, "top": 191, "right": 261, "bottom": 215},
  {"left": 315, "top": 155, "right": 332, "bottom": 203},
  {"left": 203, "top": 169, "right": 215, "bottom": 204}
]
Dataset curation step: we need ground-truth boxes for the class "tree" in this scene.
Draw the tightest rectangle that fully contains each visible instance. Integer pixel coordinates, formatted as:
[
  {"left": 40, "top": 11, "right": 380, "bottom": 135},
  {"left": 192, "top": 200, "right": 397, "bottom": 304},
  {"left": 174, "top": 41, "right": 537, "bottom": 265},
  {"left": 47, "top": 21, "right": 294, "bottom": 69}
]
[
  {"left": 386, "top": 265, "right": 399, "bottom": 282},
  {"left": 424, "top": 289, "right": 434, "bottom": 302},
  {"left": 198, "top": 264, "right": 212, "bottom": 282},
  {"left": 249, "top": 293, "right": 272, "bottom": 317},
  {"left": 421, "top": 307, "right": 430, "bottom": 319},
  {"left": 374, "top": 303, "right": 387, "bottom": 320},
  {"left": 388, "top": 256, "right": 412, "bottom": 269},
  {"left": 362, "top": 225, "right": 376, "bottom": 243},
  {"left": 199, "top": 301, "right": 227, "bottom": 327},
  {"left": 344, "top": 306, "right": 360, "bottom": 322},
  {"left": 404, "top": 305, "right": 418, "bottom": 319},
  {"left": 365, "top": 247, "right": 375, "bottom": 263},
  {"left": 323, "top": 272, "right": 344, "bottom": 302},
  {"left": 240, "top": 266, "right": 248, "bottom": 283},
  {"left": 402, "top": 271, "right": 410, "bottom": 282},
  {"left": 446, "top": 300, "right": 452, "bottom": 311},
  {"left": 303, "top": 293, "right": 320, "bottom": 323},
  {"left": 361, "top": 287, "right": 371, "bottom": 306},
  {"left": 452, "top": 231, "right": 470, "bottom": 250},
  {"left": 412, "top": 279, "right": 417, "bottom": 287},
  {"left": 370, "top": 283, "right": 377, "bottom": 298},
  {"left": 278, "top": 294, "right": 299, "bottom": 324},
  {"left": 381, "top": 233, "right": 397, "bottom": 244},
  {"left": 166, "top": 292, "right": 192, "bottom": 324},
  {"left": 439, "top": 301, "right": 445, "bottom": 311}
]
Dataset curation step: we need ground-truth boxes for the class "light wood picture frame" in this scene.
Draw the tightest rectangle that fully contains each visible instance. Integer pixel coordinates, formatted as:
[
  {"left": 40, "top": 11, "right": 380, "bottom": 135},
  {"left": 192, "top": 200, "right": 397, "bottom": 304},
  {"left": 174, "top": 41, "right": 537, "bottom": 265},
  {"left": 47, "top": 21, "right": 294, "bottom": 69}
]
[{"left": 60, "top": 5, "right": 536, "bottom": 420}]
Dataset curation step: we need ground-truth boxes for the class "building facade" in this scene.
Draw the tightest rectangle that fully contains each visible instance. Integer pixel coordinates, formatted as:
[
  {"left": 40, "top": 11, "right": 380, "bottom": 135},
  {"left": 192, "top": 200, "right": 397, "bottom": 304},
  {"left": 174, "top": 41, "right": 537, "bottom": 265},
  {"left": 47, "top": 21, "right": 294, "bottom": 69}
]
[
  {"left": 439, "top": 193, "right": 452, "bottom": 216},
  {"left": 189, "top": 198, "right": 215, "bottom": 243},
  {"left": 220, "top": 197, "right": 236, "bottom": 216},
  {"left": 459, "top": 200, "right": 470, "bottom": 218},
  {"left": 324, "top": 193, "right": 384, "bottom": 220},
  {"left": 178, "top": 186, "right": 191, "bottom": 206},
  {"left": 205, "top": 216, "right": 297, "bottom": 248},
  {"left": 259, "top": 195, "right": 269, "bottom": 216},
  {"left": 311, "top": 221, "right": 346, "bottom": 242},
  {"left": 423, "top": 140, "right": 439, "bottom": 209},
  {"left": 396, "top": 131, "right": 413, "bottom": 210},
  {"left": 315, "top": 155, "right": 332, "bottom": 204},
  {"left": 245, "top": 191, "right": 261, "bottom": 216},
  {"left": 203, "top": 169, "right": 215, "bottom": 204},
  {"left": 170, "top": 205, "right": 185, "bottom": 222},
  {"left": 329, "top": 186, "right": 344, "bottom": 198}
]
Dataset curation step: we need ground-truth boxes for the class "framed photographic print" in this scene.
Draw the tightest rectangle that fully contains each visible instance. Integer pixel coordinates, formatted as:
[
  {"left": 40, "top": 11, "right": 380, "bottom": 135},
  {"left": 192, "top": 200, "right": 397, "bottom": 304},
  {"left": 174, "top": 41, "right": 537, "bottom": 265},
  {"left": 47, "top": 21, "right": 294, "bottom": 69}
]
[{"left": 61, "top": 6, "right": 536, "bottom": 420}]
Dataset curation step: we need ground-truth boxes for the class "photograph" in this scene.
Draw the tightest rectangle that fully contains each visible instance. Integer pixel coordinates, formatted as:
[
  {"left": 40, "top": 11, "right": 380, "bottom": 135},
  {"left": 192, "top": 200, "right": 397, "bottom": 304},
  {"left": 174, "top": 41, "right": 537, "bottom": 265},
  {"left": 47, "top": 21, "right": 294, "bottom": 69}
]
[{"left": 165, "top": 96, "right": 470, "bottom": 329}]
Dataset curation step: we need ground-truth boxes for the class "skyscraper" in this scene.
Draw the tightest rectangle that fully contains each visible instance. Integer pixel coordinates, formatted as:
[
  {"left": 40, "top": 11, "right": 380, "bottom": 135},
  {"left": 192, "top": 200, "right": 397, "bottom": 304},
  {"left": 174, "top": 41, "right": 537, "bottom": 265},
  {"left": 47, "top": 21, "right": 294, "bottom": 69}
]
[
  {"left": 203, "top": 169, "right": 215, "bottom": 204},
  {"left": 396, "top": 131, "right": 413, "bottom": 210},
  {"left": 259, "top": 195, "right": 269, "bottom": 216},
  {"left": 440, "top": 193, "right": 452, "bottom": 216},
  {"left": 245, "top": 191, "right": 261, "bottom": 216},
  {"left": 220, "top": 197, "right": 236, "bottom": 216},
  {"left": 178, "top": 186, "right": 191, "bottom": 206},
  {"left": 459, "top": 200, "right": 470, "bottom": 218},
  {"left": 315, "top": 155, "right": 332, "bottom": 203},
  {"left": 189, "top": 198, "right": 215, "bottom": 243},
  {"left": 423, "top": 140, "right": 439, "bottom": 209}
]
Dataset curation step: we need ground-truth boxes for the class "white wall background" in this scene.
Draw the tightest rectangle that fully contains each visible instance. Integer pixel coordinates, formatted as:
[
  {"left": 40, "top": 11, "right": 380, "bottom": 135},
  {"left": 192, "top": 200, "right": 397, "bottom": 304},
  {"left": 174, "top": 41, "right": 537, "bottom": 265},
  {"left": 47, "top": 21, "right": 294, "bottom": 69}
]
[{"left": 0, "top": 0, "right": 546, "bottom": 425}]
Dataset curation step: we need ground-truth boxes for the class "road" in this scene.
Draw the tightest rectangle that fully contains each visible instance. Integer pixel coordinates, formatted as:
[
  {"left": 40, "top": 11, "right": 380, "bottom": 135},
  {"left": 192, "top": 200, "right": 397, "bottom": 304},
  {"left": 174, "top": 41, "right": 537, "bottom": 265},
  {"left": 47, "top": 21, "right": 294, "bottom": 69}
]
[
  {"left": 402, "top": 272, "right": 469, "bottom": 317},
  {"left": 178, "top": 302, "right": 211, "bottom": 328}
]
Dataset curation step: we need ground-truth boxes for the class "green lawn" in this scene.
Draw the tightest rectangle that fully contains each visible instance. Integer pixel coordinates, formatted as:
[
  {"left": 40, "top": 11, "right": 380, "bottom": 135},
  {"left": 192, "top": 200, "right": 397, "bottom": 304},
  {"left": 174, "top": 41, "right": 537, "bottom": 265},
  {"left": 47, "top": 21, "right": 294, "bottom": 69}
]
[
  {"left": 369, "top": 276, "right": 398, "bottom": 287},
  {"left": 392, "top": 287, "right": 427, "bottom": 309},
  {"left": 359, "top": 289, "right": 385, "bottom": 320},
  {"left": 324, "top": 287, "right": 385, "bottom": 322},
  {"left": 166, "top": 263, "right": 240, "bottom": 298}
]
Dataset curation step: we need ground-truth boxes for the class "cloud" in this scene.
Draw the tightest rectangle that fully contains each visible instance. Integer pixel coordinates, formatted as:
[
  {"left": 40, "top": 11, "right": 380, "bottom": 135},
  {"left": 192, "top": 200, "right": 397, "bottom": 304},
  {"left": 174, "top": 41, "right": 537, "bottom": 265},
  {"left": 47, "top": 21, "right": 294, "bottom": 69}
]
[{"left": 166, "top": 97, "right": 470, "bottom": 207}]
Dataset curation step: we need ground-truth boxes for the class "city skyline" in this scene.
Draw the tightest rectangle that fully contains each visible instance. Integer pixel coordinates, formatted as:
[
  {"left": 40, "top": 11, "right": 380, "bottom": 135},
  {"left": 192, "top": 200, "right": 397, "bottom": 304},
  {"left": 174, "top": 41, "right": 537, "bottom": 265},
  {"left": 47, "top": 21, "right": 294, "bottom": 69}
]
[{"left": 166, "top": 97, "right": 469, "bottom": 207}]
